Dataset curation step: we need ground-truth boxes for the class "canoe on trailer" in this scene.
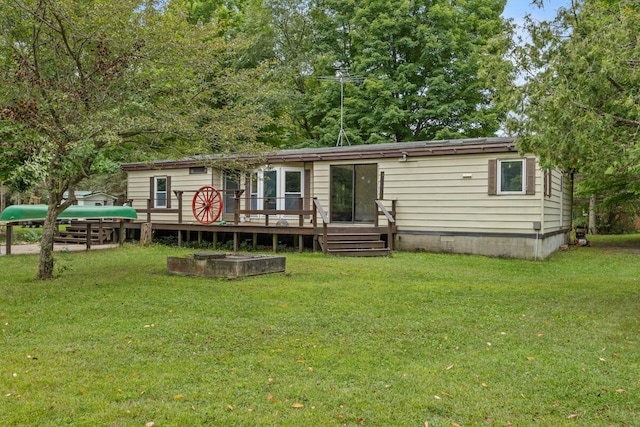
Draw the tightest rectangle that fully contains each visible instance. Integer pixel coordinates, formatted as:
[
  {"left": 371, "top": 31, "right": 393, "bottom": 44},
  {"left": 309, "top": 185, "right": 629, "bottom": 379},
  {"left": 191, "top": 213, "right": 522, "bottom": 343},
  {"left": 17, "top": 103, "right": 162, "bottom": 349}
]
[{"left": 0, "top": 205, "right": 138, "bottom": 222}]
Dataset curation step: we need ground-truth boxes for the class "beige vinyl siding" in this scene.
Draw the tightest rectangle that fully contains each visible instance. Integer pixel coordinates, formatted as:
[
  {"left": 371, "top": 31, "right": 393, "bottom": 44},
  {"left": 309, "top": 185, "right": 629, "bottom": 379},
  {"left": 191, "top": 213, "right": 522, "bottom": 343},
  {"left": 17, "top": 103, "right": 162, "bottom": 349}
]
[
  {"left": 543, "top": 170, "right": 571, "bottom": 233},
  {"left": 308, "top": 154, "right": 544, "bottom": 234},
  {"left": 378, "top": 154, "right": 542, "bottom": 234},
  {"left": 127, "top": 168, "right": 217, "bottom": 223}
]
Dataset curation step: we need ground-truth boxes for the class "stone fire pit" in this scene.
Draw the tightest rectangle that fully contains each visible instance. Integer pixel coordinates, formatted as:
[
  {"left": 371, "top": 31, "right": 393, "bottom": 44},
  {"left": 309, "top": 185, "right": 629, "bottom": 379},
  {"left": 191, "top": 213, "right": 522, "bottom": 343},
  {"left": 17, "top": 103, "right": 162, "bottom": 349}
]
[{"left": 167, "top": 252, "right": 286, "bottom": 278}]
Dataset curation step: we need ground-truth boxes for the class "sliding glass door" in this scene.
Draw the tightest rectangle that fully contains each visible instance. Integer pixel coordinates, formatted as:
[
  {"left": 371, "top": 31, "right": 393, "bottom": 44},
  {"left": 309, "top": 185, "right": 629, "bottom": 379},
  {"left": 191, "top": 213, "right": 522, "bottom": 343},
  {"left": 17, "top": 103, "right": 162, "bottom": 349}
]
[{"left": 330, "top": 164, "right": 377, "bottom": 223}]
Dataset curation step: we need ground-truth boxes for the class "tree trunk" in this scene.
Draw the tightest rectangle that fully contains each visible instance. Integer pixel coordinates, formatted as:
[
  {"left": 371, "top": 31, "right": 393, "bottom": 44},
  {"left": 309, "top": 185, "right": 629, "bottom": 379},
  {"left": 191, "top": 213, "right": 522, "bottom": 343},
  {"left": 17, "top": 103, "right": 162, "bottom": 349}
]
[
  {"left": 37, "top": 203, "right": 60, "bottom": 280},
  {"left": 588, "top": 194, "right": 597, "bottom": 235}
]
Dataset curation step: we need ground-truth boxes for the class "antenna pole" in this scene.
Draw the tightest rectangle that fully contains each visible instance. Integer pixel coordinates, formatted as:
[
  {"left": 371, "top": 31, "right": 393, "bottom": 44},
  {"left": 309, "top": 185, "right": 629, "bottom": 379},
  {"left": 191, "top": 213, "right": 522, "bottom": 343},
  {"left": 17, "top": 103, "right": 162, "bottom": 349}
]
[{"left": 318, "top": 69, "right": 363, "bottom": 147}]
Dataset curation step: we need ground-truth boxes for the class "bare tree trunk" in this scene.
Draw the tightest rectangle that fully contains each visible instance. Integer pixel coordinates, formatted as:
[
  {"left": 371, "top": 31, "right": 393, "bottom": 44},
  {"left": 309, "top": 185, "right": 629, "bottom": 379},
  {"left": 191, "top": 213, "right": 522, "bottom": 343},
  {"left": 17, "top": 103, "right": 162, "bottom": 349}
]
[
  {"left": 588, "top": 194, "right": 597, "bottom": 235},
  {"left": 37, "top": 204, "right": 59, "bottom": 280}
]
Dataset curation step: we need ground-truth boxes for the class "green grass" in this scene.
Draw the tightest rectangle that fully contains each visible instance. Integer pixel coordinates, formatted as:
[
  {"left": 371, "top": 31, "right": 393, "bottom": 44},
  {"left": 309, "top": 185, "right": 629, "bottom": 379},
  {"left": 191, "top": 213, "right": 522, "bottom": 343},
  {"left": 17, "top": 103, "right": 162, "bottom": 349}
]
[{"left": 1, "top": 236, "right": 639, "bottom": 426}]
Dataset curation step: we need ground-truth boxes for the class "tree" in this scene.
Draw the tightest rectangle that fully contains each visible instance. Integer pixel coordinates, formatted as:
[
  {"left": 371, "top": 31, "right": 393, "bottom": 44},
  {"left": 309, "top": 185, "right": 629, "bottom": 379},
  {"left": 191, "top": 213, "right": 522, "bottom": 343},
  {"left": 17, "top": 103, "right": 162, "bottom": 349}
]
[
  {"left": 0, "top": 0, "right": 274, "bottom": 279},
  {"left": 302, "top": 0, "right": 509, "bottom": 144},
  {"left": 182, "top": 0, "right": 511, "bottom": 146},
  {"left": 493, "top": 0, "right": 640, "bottom": 207}
]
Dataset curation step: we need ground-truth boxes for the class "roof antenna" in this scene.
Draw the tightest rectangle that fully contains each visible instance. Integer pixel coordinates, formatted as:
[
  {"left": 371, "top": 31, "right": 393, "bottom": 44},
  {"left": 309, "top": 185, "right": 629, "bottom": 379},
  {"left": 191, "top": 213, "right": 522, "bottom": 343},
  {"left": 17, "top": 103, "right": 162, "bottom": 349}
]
[{"left": 318, "top": 69, "right": 364, "bottom": 146}]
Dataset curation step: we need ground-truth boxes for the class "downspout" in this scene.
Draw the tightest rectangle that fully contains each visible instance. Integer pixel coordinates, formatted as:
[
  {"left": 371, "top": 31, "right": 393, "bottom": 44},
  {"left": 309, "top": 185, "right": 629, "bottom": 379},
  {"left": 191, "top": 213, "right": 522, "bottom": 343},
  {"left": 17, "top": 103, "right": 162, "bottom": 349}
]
[{"left": 536, "top": 166, "right": 545, "bottom": 261}]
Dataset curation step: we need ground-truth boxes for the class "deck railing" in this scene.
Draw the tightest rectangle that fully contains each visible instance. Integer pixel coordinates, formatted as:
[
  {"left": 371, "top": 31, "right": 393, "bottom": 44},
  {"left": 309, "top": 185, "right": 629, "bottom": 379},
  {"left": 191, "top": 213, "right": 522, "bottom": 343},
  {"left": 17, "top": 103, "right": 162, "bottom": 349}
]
[
  {"left": 374, "top": 199, "right": 396, "bottom": 250},
  {"left": 312, "top": 198, "right": 330, "bottom": 254}
]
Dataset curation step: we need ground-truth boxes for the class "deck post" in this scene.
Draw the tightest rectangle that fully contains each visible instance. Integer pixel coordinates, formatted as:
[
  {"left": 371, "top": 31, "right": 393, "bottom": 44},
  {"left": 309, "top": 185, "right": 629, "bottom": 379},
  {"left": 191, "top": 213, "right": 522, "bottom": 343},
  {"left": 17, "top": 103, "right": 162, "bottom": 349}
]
[
  {"left": 86, "top": 222, "right": 92, "bottom": 249},
  {"left": 146, "top": 199, "right": 152, "bottom": 223},
  {"left": 312, "top": 198, "right": 317, "bottom": 252},
  {"left": 6, "top": 224, "right": 12, "bottom": 255},
  {"left": 198, "top": 231, "right": 202, "bottom": 245},
  {"left": 298, "top": 198, "right": 304, "bottom": 226},
  {"left": 322, "top": 223, "right": 328, "bottom": 254},
  {"left": 119, "top": 221, "right": 125, "bottom": 245},
  {"left": 234, "top": 192, "right": 241, "bottom": 225},
  {"left": 98, "top": 219, "right": 104, "bottom": 244},
  {"left": 175, "top": 191, "right": 183, "bottom": 224},
  {"left": 253, "top": 233, "right": 257, "bottom": 250},
  {"left": 213, "top": 231, "right": 218, "bottom": 249},
  {"left": 299, "top": 235, "right": 303, "bottom": 253},
  {"left": 272, "top": 234, "right": 278, "bottom": 253},
  {"left": 178, "top": 230, "right": 182, "bottom": 247},
  {"left": 233, "top": 232, "right": 239, "bottom": 252}
]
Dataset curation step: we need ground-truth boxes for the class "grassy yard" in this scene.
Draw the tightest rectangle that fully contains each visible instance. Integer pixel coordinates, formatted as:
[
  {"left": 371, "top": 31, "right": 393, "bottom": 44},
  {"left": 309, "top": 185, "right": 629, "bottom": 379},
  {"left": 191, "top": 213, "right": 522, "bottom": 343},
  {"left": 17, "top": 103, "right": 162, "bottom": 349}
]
[{"left": 1, "top": 236, "right": 639, "bottom": 426}]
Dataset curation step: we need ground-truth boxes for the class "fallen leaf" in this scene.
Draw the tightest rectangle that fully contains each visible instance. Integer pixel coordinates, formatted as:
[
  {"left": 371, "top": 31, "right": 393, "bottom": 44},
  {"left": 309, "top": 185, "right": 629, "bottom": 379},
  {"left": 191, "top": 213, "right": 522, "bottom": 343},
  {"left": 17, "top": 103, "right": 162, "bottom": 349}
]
[
  {"left": 227, "top": 404, "right": 234, "bottom": 410},
  {"left": 424, "top": 422, "right": 429, "bottom": 427},
  {"left": 452, "top": 422, "right": 461, "bottom": 427},
  {"left": 481, "top": 383, "right": 487, "bottom": 387},
  {"left": 296, "top": 359, "right": 304, "bottom": 363},
  {"left": 358, "top": 418, "right": 365, "bottom": 424},
  {"left": 553, "top": 401, "right": 559, "bottom": 407},
  {"left": 616, "top": 389, "right": 625, "bottom": 394},
  {"left": 292, "top": 403, "right": 304, "bottom": 408},
  {"left": 527, "top": 356, "right": 535, "bottom": 361},
  {"left": 537, "top": 333, "right": 544, "bottom": 337},
  {"left": 434, "top": 395, "right": 441, "bottom": 400},
  {"left": 486, "top": 342, "right": 492, "bottom": 346},
  {"left": 445, "top": 364, "right": 454, "bottom": 370},
  {"left": 267, "top": 393, "right": 273, "bottom": 400},
  {"left": 599, "top": 357, "right": 606, "bottom": 362},
  {"left": 174, "top": 394, "right": 184, "bottom": 400},
  {"left": 567, "top": 414, "right": 578, "bottom": 419},
  {"left": 145, "top": 422, "right": 155, "bottom": 427}
]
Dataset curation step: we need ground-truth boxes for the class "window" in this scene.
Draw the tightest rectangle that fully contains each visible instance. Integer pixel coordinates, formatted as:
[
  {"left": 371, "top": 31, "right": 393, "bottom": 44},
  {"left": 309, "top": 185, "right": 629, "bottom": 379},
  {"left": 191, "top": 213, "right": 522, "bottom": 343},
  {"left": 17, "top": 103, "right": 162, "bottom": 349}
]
[
  {"left": 499, "top": 160, "right": 525, "bottom": 193},
  {"left": 248, "top": 167, "right": 305, "bottom": 214},
  {"left": 284, "top": 170, "right": 302, "bottom": 210},
  {"left": 154, "top": 176, "right": 167, "bottom": 208},
  {"left": 488, "top": 158, "right": 535, "bottom": 196},
  {"left": 250, "top": 173, "right": 259, "bottom": 210},
  {"left": 224, "top": 174, "right": 239, "bottom": 214},
  {"left": 189, "top": 166, "right": 207, "bottom": 174}
]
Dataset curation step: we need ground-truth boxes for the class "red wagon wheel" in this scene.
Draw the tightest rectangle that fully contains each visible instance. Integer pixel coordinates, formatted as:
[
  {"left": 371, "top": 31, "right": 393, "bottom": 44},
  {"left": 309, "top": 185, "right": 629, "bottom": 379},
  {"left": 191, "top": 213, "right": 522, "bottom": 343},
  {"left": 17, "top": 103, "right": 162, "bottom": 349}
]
[{"left": 192, "top": 186, "right": 223, "bottom": 224}]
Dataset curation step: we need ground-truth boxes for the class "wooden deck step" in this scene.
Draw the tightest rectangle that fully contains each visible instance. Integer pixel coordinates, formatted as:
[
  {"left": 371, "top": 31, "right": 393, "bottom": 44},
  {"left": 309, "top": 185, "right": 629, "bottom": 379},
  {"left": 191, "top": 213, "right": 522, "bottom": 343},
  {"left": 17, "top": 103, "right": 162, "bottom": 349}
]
[
  {"left": 327, "top": 248, "right": 391, "bottom": 257},
  {"left": 318, "top": 232, "right": 391, "bottom": 257}
]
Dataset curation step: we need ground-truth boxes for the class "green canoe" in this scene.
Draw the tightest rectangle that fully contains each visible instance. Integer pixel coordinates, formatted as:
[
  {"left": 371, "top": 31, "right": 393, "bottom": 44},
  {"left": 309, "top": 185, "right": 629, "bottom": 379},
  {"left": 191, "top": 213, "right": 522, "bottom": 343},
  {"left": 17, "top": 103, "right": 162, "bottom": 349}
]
[{"left": 0, "top": 205, "right": 138, "bottom": 222}]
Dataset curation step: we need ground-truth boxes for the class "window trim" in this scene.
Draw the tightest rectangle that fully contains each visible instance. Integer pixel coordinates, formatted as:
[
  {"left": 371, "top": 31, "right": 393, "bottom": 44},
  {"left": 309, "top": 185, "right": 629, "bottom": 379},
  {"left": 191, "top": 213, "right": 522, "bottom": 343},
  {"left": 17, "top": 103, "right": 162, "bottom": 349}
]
[
  {"left": 497, "top": 159, "right": 526, "bottom": 195},
  {"left": 154, "top": 176, "right": 168, "bottom": 208}
]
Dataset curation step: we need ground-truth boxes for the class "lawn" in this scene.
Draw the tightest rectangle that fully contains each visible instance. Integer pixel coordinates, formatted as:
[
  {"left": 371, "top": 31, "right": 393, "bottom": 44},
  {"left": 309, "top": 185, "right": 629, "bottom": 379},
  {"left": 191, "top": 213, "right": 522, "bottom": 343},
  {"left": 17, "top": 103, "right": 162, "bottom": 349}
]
[{"left": 1, "top": 236, "right": 639, "bottom": 426}]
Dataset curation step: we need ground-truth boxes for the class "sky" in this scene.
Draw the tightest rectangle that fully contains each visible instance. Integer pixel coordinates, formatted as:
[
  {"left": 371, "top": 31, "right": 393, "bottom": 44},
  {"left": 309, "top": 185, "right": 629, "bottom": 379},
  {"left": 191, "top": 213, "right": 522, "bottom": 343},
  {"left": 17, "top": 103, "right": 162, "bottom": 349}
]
[{"left": 502, "top": 0, "right": 573, "bottom": 23}]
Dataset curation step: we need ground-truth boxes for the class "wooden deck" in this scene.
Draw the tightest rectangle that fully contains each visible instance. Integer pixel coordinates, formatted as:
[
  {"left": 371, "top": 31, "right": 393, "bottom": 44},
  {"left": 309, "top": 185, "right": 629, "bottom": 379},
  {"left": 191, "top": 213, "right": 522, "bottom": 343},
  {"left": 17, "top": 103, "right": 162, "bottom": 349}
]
[
  {"left": 123, "top": 195, "right": 398, "bottom": 255},
  {"left": 122, "top": 220, "right": 396, "bottom": 255}
]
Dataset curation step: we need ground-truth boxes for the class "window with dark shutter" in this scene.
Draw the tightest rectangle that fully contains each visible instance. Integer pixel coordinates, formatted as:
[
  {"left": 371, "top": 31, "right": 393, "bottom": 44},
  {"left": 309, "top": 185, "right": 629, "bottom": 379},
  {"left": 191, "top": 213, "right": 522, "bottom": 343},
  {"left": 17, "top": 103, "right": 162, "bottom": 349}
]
[{"left": 489, "top": 158, "right": 536, "bottom": 195}]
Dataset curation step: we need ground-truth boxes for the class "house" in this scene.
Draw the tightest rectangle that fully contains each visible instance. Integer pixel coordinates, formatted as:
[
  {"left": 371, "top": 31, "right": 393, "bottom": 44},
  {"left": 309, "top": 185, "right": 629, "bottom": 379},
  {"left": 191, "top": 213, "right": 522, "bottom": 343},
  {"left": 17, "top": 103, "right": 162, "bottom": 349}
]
[
  {"left": 63, "top": 191, "right": 117, "bottom": 206},
  {"left": 120, "top": 137, "right": 572, "bottom": 259}
]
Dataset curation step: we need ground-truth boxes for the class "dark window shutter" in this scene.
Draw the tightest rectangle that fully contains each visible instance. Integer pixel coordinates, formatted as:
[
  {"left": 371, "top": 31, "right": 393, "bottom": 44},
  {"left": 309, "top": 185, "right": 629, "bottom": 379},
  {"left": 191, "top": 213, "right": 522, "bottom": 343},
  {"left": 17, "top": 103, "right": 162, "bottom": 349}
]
[
  {"left": 526, "top": 158, "right": 536, "bottom": 195},
  {"left": 166, "top": 176, "right": 172, "bottom": 208},
  {"left": 488, "top": 159, "right": 497, "bottom": 195},
  {"left": 149, "top": 177, "right": 155, "bottom": 207},
  {"left": 304, "top": 169, "right": 311, "bottom": 210}
]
